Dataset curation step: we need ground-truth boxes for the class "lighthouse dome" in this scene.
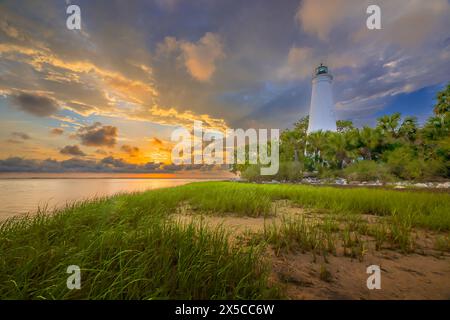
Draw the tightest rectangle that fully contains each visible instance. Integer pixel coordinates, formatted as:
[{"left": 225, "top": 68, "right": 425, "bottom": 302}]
[{"left": 315, "top": 64, "right": 328, "bottom": 75}]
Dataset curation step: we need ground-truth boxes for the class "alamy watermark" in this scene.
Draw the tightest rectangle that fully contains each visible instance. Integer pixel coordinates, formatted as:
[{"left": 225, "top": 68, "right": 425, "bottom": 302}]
[
  {"left": 366, "top": 5, "right": 381, "bottom": 30},
  {"left": 171, "top": 121, "right": 279, "bottom": 175},
  {"left": 67, "top": 4, "right": 381, "bottom": 31},
  {"left": 366, "top": 265, "right": 381, "bottom": 290},
  {"left": 66, "top": 5, "right": 81, "bottom": 30},
  {"left": 67, "top": 265, "right": 81, "bottom": 290}
]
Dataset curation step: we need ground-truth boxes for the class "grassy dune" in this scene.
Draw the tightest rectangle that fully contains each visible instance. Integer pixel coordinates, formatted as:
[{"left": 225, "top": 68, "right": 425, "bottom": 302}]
[{"left": 0, "top": 182, "right": 449, "bottom": 299}]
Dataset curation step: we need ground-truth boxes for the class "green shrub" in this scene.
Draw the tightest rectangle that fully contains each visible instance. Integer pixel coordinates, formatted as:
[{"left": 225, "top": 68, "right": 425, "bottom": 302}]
[
  {"left": 241, "top": 162, "right": 303, "bottom": 182},
  {"left": 343, "top": 160, "right": 393, "bottom": 182},
  {"left": 318, "top": 167, "right": 339, "bottom": 179},
  {"left": 241, "top": 164, "right": 263, "bottom": 182},
  {"left": 276, "top": 161, "right": 303, "bottom": 181},
  {"left": 386, "top": 147, "right": 446, "bottom": 180}
]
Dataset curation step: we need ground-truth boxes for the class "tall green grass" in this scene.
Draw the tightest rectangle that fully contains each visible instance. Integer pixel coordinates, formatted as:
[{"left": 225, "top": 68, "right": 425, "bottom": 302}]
[
  {"left": 0, "top": 191, "right": 277, "bottom": 299},
  {"left": 263, "top": 217, "right": 337, "bottom": 256},
  {"left": 0, "top": 181, "right": 448, "bottom": 299},
  {"left": 179, "top": 182, "right": 450, "bottom": 231}
]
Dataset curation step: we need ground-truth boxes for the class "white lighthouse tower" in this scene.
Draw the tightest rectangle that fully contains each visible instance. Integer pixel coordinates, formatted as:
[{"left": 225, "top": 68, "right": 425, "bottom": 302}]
[{"left": 307, "top": 64, "right": 337, "bottom": 134}]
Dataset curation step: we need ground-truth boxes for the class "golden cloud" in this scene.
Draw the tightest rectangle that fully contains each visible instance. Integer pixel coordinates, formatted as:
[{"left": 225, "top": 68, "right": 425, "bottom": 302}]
[{"left": 0, "top": 41, "right": 229, "bottom": 132}]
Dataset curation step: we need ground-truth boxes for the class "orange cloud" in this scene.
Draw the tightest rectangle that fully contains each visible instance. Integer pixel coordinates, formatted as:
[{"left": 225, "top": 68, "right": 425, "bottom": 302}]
[
  {"left": 0, "top": 42, "right": 228, "bottom": 132},
  {"left": 180, "top": 32, "right": 225, "bottom": 82},
  {"left": 157, "top": 32, "right": 225, "bottom": 82}
]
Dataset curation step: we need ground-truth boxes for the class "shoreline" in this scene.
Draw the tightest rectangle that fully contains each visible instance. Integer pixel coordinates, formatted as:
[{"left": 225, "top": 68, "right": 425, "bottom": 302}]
[
  {"left": 1, "top": 181, "right": 448, "bottom": 299},
  {"left": 0, "top": 177, "right": 230, "bottom": 180}
]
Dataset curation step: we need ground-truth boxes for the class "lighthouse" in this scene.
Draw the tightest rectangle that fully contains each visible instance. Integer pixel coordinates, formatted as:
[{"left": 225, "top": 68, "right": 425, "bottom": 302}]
[{"left": 307, "top": 64, "right": 337, "bottom": 134}]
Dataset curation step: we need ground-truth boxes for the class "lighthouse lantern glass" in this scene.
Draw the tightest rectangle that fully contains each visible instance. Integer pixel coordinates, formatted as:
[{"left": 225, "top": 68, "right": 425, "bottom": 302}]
[{"left": 317, "top": 65, "right": 328, "bottom": 75}]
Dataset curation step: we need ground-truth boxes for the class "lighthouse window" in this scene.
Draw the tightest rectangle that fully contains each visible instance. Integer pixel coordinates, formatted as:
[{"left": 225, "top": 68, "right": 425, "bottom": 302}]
[{"left": 317, "top": 66, "right": 328, "bottom": 74}]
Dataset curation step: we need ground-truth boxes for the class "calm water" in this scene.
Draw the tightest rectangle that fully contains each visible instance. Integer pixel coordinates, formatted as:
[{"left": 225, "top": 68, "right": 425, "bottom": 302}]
[{"left": 0, "top": 178, "right": 212, "bottom": 220}]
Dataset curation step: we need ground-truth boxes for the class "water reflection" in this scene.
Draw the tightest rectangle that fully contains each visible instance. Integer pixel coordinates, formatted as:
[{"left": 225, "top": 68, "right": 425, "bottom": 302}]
[{"left": 0, "top": 178, "right": 214, "bottom": 220}]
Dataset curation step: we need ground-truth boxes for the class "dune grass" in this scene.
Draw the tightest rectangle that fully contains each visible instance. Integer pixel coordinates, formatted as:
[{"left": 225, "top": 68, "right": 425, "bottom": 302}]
[
  {"left": 0, "top": 191, "right": 277, "bottom": 299},
  {"left": 262, "top": 216, "right": 337, "bottom": 257},
  {"left": 0, "top": 181, "right": 448, "bottom": 299},
  {"left": 168, "top": 182, "right": 449, "bottom": 231}
]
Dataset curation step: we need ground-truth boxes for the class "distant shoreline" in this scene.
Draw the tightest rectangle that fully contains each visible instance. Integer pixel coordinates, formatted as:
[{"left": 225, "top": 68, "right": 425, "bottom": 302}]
[
  {"left": 0, "top": 171, "right": 236, "bottom": 180},
  {"left": 0, "top": 177, "right": 230, "bottom": 180}
]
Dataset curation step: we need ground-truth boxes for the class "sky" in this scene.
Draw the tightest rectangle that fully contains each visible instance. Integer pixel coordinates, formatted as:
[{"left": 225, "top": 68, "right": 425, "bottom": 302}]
[{"left": 0, "top": 0, "right": 449, "bottom": 173}]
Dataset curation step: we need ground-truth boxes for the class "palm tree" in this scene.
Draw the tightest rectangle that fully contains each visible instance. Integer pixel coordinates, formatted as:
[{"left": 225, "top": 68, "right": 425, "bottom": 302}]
[
  {"left": 280, "top": 130, "right": 303, "bottom": 162},
  {"left": 398, "top": 116, "right": 418, "bottom": 142},
  {"left": 280, "top": 116, "right": 309, "bottom": 162},
  {"left": 434, "top": 83, "right": 450, "bottom": 117},
  {"left": 377, "top": 112, "right": 401, "bottom": 137},
  {"left": 336, "top": 120, "right": 354, "bottom": 133},
  {"left": 323, "top": 132, "right": 355, "bottom": 169},
  {"left": 423, "top": 116, "right": 446, "bottom": 140},
  {"left": 306, "top": 130, "right": 327, "bottom": 165},
  {"left": 358, "top": 126, "right": 381, "bottom": 160}
]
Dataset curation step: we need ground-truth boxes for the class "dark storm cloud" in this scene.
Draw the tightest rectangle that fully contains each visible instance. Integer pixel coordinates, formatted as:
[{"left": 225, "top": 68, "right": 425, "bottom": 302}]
[
  {"left": 9, "top": 92, "right": 59, "bottom": 117},
  {"left": 60, "top": 145, "right": 86, "bottom": 157},
  {"left": 77, "top": 122, "right": 118, "bottom": 148},
  {"left": 0, "top": 156, "right": 217, "bottom": 173},
  {"left": 100, "top": 156, "right": 129, "bottom": 168}
]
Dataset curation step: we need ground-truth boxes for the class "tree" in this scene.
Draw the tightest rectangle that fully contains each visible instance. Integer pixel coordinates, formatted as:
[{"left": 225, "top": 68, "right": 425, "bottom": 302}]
[
  {"left": 323, "top": 132, "right": 355, "bottom": 169},
  {"left": 398, "top": 116, "right": 418, "bottom": 142},
  {"left": 274, "top": 87, "right": 450, "bottom": 181},
  {"left": 293, "top": 116, "right": 309, "bottom": 134},
  {"left": 306, "top": 130, "right": 327, "bottom": 165},
  {"left": 357, "top": 126, "right": 382, "bottom": 160},
  {"left": 280, "top": 129, "right": 302, "bottom": 162},
  {"left": 376, "top": 112, "right": 401, "bottom": 137},
  {"left": 279, "top": 116, "right": 309, "bottom": 162},
  {"left": 336, "top": 120, "right": 354, "bottom": 133},
  {"left": 434, "top": 83, "right": 450, "bottom": 117},
  {"left": 423, "top": 115, "right": 448, "bottom": 140}
]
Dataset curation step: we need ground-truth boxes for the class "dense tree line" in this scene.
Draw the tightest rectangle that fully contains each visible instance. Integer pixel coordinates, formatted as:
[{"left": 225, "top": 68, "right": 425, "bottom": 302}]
[{"left": 239, "top": 83, "right": 450, "bottom": 182}]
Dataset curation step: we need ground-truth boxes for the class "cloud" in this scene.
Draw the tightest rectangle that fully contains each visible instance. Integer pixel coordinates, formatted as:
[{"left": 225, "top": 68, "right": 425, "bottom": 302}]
[
  {"left": 0, "top": 4, "right": 232, "bottom": 131},
  {"left": 9, "top": 92, "right": 59, "bottom": 117},
  {"left": 151, "top": 137, "right": 163, "bottom": 145},
  {"left": 297, "top": 0, "right": 450, "bottom": 46},
  {"left": 296, "top": 0, "right": 358, "bottom": 41},
  {"left": 277, "top": 47, "right": 316, "bottom": 80},
  {"left": 50, "top": 128, "right": 64, "bottom": 136},
  {"left": 95, "top": 149, "right": 108, "bottom": 155},
  {"left": 0, "top": 36, "right": 158, "bottom": 121},
  {"left": 276, "top": 45, "right": 365, "bottom": 82},
  {"left": 120, "top": 144, "right": 140, "bottom": 157},
  {"left": 352, "top": 1, "right": 450, "bottom": 47},
  {"left": 100, "top": 156, "right": 129, "bottom": 168},
  {"left": 286, "top": 0, "right": 450, "bottom": 124},
  {"left": 157, "top": 32, "right": 226, "bottom": 82},
  {"left": 0, "top": 0, "right": 449, "bottom": 139},
  {"left": 77, "top": 122, "right": 118, "bottom": 148},
  {"left": 127, "top": 104, "right": 229, "bottom": 131},
  {"left": 0, "top": 40, "right": 228, "bottom": 130},
  {"left": 0, "top": 156, "right": 220, "bottom": 174},
  {"left": 0, "top": 156, "right": 162, "bottom": 173},
  {"left": 11, "top": 132, "right": 31, "bottom": 140},
  {"left": 180, "top": 32, "right": 225, "bottom": 82},
  {"left": 60, "top": 145, "right": 86, "bottom": 157}
]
